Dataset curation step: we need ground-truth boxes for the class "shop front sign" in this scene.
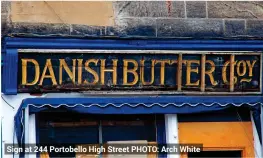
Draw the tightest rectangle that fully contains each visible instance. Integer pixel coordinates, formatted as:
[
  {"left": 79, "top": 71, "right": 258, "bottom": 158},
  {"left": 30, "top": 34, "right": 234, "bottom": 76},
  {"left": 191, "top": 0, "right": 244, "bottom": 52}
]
[{"left": 18, "top": 50, "right": 262, "bottom": 94}]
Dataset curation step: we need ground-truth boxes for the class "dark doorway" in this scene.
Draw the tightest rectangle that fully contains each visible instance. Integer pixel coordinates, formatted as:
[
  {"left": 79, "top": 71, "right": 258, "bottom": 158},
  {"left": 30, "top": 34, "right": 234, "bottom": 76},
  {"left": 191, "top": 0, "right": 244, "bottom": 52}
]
[{"left": 188, "top": 150, "right": 242, "bottom": 158}]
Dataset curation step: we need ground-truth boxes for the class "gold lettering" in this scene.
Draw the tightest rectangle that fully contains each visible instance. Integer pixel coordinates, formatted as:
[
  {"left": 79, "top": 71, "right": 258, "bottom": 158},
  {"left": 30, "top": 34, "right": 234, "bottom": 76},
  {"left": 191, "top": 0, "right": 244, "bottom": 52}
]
[
  {"left": 155, "top": 60, "right": 170, "bottom": 85},
  {"left": 222, "top": 61, "right": 230, "bottom": 84},
  {"left": 59, "top": 59, "right": 76, "bottom": 84},
  {"left": 185, "top": 60, "right": 200, "bottom": 86},
  {"left": 222, "top": 60, "right": 237, "bottom": 84},
  {"left": 140, "top": 60, "right": 155, "bottom": 85},
  {"left": 229, "top": 55, "right": 235, "bottom": 91},
  {"left": 39, "top": 59, "right": 57, "bottom": 86},
  {"left": 100, "top": 59, "right": 118, "bottom": 85},
  {"left": 246, "top": 60, "right": 257, "bottom": 77},
  {"left": 170, "top": 60, "right": 178, "bottom": 65},
  {"left": 240, "top": 78, "right": 252, "bottom": 83},
  {"left": 21, "top": 59, "right": 40, "bottom": 85},
  {"left": 236, "top": 60, "right": 246, "bottom": 76},
  {"left": 205, "top": 60, "right": 217, "bottom": 86},
  {"left": 84, "top": 59, "right": 99, "bottom": 84},
  {"left": 23, "top": 56, "right": 257, "bottom": 90},
  {"left": 123, "top": 59, "right": 138, "bottom": 85},
  {"left": 77, "top": 59, "right": 83, "bottom": 84}
]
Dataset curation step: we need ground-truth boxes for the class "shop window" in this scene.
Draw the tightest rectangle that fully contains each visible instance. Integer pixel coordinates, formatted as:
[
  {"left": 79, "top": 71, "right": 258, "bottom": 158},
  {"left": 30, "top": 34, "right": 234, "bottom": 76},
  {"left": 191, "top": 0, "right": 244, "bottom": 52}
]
[
  {"left": 38, "top": 113, "right": 99, "bottom": 157},
  {"left": 101, "top": 115, "right": 156, "bottom": 143},
  {"left": 38, "top": 113, "right": 158, "bottom": 157},
  {"left": 188, "top": 150, "right": 242, "bottom": 157}
]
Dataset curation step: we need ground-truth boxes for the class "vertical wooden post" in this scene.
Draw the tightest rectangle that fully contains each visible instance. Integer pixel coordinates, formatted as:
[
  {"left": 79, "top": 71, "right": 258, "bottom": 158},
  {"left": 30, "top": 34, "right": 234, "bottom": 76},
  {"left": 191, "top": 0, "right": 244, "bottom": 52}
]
[
  {"left": 177, "top": 54, "right": 182, "bottom": 91},
  {"left": 230, "top": 54, "right": 235, "bottom": 92},
  {"left": 201, "top": 54, "right": 206, "bottom": 92}
]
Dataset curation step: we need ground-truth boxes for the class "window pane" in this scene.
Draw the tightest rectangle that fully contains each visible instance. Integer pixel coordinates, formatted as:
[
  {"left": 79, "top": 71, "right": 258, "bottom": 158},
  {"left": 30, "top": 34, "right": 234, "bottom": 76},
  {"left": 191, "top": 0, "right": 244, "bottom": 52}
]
[
  {"left": 38, "top": 113, "right": 99, "bottom": 157},
  {"left": 101, "top": 115, "right": 156, "bottom": 143}
]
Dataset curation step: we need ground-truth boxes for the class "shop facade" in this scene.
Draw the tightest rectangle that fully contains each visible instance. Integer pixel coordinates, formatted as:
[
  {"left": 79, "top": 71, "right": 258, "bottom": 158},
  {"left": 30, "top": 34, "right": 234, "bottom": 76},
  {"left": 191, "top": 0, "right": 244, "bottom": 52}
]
[{"left": 2, "top": 37, "right": 263, "bottom": 158}]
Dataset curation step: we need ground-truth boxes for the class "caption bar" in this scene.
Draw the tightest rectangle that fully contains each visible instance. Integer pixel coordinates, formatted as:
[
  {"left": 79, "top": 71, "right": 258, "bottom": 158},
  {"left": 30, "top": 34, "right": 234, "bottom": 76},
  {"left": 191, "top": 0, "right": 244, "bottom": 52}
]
[{"left": 5, "top": 144, "right": 203, "bottom": 155}]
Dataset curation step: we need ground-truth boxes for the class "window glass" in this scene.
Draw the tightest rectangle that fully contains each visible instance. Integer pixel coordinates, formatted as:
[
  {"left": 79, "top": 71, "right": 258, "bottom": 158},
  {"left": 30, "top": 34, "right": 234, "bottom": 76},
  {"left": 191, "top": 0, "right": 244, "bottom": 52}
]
[
  {"left": 38, "top": 113, "right": 99, "bottom": 157},
  {"left": 38, "top": 113, "right": 158, "bottom": 157},
  {"left": 101, "top": 115, "right": 156, "bottom": 143}
]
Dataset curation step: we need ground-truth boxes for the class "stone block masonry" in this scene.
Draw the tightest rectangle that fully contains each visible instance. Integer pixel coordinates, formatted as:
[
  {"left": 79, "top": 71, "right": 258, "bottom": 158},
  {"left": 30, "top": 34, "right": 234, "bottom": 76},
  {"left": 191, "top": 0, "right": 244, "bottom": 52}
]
[{"left": 1, "top": 1, "right": 263, "bottom": 39}]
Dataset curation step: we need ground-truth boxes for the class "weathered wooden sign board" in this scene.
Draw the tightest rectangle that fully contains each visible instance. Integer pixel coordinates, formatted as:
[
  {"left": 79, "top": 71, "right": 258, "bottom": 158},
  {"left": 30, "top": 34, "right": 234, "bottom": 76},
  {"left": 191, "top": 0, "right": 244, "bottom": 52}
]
[{"left": 18, "top": 50, "right": 262, "bottom": 94}]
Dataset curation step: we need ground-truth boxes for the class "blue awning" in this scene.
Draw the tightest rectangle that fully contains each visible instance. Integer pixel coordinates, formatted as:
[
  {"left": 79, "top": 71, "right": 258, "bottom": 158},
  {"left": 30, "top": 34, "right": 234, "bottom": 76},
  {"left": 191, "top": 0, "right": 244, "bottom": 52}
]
[
  {"left": 14, "top": 95, "right": 262, "bottom": 149},
  {"left": 22, "top": 96, "right": 263, "bottom": 113}
]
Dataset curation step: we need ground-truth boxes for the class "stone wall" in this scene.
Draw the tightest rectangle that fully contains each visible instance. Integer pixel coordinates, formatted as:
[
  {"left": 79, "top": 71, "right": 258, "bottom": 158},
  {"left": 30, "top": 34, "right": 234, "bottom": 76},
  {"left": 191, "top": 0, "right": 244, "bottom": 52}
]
[{"left": 2, "top": 1, "right": 263, "bottom": 38}]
